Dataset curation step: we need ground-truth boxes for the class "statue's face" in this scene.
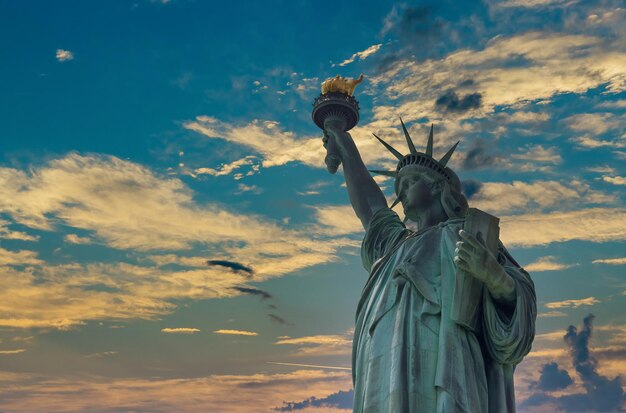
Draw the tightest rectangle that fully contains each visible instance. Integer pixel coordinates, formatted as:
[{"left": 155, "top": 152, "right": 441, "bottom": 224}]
[{"left": 397, "top": 171, "right": 440, "bottom": 220}]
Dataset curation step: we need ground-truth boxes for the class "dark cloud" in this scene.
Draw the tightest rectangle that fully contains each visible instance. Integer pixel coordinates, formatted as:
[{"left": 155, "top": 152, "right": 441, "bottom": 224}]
[
  {"left": 206, "top": 260, "right": 254, "bottom": 277},
  {"left": 435, "top": 90, "right": 482, "bottom": 113},
  {"left": 231, "top": 286, "right": 272, "bottom": 300},
  {"left": 268, "top": 313, "right": 292, "bottom": 326},
  {"left": 461, "top": 179, "right": 483, "bottom": 199},
  {"left": 534, "top": 362, "right": 573, "bottom": 391},
  {"left": 461, "top": 139, "right": 504, "bottom": 171},
  {"left": 563, "top": 314, "right": 624, "bottom": 412},
  {"left": 384, "top": 5, "right": 444, "bottom": 44},
  {"left": 520, "top": 314, "right": 625, "bottom": 412},
  {"left": 274, "top": 389, "right": 353, "bottom": 411}
]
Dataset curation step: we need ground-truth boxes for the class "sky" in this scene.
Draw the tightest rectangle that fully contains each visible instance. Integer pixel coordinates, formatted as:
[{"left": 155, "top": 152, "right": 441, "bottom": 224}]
[{"left": 0, "top": 0, "right": 625, "bottom": 412}]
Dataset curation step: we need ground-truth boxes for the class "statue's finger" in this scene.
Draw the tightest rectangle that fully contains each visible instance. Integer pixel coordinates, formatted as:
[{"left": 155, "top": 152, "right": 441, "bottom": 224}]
[
  {"left": 454, "top": 256, "right": 469, "bottom": 270},
  {"left": 459, "top": 230, "right": 481, "bottom": 249},
  {"left": 455, "top": 248, "right": 472, "bottom": 261}
]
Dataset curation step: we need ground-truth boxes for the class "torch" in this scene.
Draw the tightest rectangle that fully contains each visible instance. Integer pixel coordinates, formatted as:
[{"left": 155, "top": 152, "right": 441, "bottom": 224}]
[{"left": 311, "top": 74, "right": 363, "bottom": 174}]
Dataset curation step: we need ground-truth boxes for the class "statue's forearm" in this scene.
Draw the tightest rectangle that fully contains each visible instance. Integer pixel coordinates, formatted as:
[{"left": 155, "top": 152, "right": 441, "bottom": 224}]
[
  {"left": 486, "top": 265, "right": 517, "bottom": 306},
  {"left": 334, "top": 132, "right": 387, "bottom": 229}
]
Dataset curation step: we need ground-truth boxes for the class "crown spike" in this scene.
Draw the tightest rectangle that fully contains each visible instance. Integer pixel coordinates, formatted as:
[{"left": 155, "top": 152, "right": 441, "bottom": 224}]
[
  {"left": 439, "top": 140, "right": 459, "bottom": 167},
  {"left": 426, "top": 124, "right": 434, "bottom": 157},
  {"left": 372, "top": 133, "right": 403, "bottom": 160},
  {"left": 368, "top": 169, "right": 397, "bottom": 177},
  {"left": 390, "top": 197, "right": 402, "bottom": 209},
  {"left": 399, "top": 117, "right": 417, "bottom": 155}
]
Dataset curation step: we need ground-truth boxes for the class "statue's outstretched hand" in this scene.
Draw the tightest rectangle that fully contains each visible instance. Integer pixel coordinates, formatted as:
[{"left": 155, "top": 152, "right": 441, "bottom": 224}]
[
  {"left": 322, "top": 129, "right": 342, "bottom": 174},
  {"left": 454, "top": 229, "right": 516, "bottom": 303}
]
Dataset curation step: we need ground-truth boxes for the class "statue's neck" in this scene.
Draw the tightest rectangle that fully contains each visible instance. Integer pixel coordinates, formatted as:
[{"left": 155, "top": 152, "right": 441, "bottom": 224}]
[{"left": 414, "top": 200, "right": 448, "bottom": 231}]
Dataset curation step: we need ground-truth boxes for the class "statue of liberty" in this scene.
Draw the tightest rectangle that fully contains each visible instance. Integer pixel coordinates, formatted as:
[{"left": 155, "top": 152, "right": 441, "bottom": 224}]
[{"left": 316, "top": 77, "right": 536, "bottom": 412}]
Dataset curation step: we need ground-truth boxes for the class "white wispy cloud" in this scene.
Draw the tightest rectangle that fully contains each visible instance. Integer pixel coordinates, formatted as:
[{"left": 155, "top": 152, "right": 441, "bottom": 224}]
[
  {"left": 500, "top": 208, "right": 626, "bottom": 247},
  {"left": 602, "top": 175, "right": 626, "bottom": 185},
  {"left": 0, "top": 219, "right": 38, "bottom": 241},
  {"left": 0, "top": 369, "right": 352, "bottom": 413},
  {"left": 537, "top": 311, "right": 567, "bottom": 317},
  {"left": 337, "top": 43, "right": 382, "bottom": 66},
  {"left": 161, "top": 328, "right": 200, "bottom": 334},
  {"left": 274, "top": 331, "right": 353, "bottom": 356},
  {"left": 0, "top": 154, "right": 361, "bottom": 329},
  {"left": 64, "top": 234, "right": 92, "bottom": 244},
  {"left": 213, "top": 329, "right": 258, "bottom": 336},
  {"left": 524, "top": 256, "right": 577, "bottom": 272},
  {"left": 0, "top": 349, "right": 26, "bottom": 355},
  {"left": 193, "top": 155, "right": 259, "bottom": 178},
  {"left": 495, "top": 0, "right": 575, "bottom": 8},
  {"left": 565, "top": 112, "right": 625, "bottom": 135},
  {"left": 469, "top": 180, "right": 614, "bottom": 215},
  {"left": 55, "top": 49, "right": 74, "bottom": 62},
  {"left": 545, "top": 297, "right": 599, "bottom": 309},
  {"left": 592, "top": 257, "right": 626, "bottom": 265},
  {"left": 368, "top": 31, "right": 626, "bottom": 125}
]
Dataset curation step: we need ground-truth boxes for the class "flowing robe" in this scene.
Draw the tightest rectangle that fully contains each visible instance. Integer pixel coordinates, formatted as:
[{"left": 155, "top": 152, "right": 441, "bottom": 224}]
[{"left": 352, "top": 208, "right": 536, "bottom": 413}]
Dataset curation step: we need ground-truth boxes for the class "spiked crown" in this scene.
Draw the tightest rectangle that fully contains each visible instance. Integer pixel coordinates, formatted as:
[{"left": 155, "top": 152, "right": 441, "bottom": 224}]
[{"left": 369, "top": 119, "right": 461, "bottom": 209}]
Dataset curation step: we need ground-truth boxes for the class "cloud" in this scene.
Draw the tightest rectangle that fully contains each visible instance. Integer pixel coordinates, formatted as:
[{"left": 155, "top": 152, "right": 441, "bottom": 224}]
[
  {"left": 435, "top": 90, "right": 482, "bottom": 113},
  {"left": 469, "top": 180, "right": 613, "bottom": 215},
  {"left": 0, "top": 369, "right": 352, "bottom": 413},
  {"left": 538, "top": 311, "right": 567, "bottom": 318},
  {"left": 338, "top": 44, "right": 382, "bottom": 66},
  {"left": 505, "top": 110, "right": 550, "bottom": 123},
  {"left": 274, "top": 389, "right": 353, "bottom": 411},
  {"left": 460, "top": 139, "right": 507, "bottom": 171},
  {"left": 592, "top": 257, "right": 626, "bottom": 265},
  {"left": 499, "top": 207, "right": 626, "bottom": 247},
  {"left": 565, "top": 112, "right": 624, "bottom": 135},
  {"left": 309, "top": 205, "right": 363, "bottom": 236},
  {"left": 524, "top": 256, "right": 577, "bottom": 272},
  {"left": 602, "top": 175, "right": 626, "bottom": 185},
  {"left": 561, "top": 314, "right": 624, "bottom": 412},
  {"left": 231, "top": 286, "right": 272, "bottom": 300},
  {"left": 206, "top": 260, "right": 254, "bottom": 277},
  {"left": 235, "top": 183, "right": 263, "bottom": 194},
  {"left": 379, "top": 4, "right": 445, "bottom": 64},
  {"left": 0, "top": 247, "right": 42, "bottom": 266},
  {"left": 0, "top": 219, "right": 38, "bottom": 241},
  {"left": 461, "top": 179, "right": 483, "bottom": 199},
  {"left": 193, "top": 155, "right": 259, "bottom": 178},
  {"left": 55, "top": 49, "right": 74, "bottom": 62},
  {"left": 570, "top": 135, "right": 626, "bottom": 149},
  {"left": 161, "top": 328, "right": 200, "bottom": 334},
  {"left": 274, "top": 332, "right": 352, "bottom": 356},
  {"left": 213, "top": 329, "right": 258, "bottom": 336},
  {"left": 64, "top": 234, "right": 93, "bottom": 244},
  {"left": 0, "top": 349, "right": 26, "bottom": 355},
  {"left": 510, "top": 144, "right": 562, "bottom": 164},
  {"left": 496, "top": 0, "right": 574, "bottom": 8},
  {"left": 0, "top": 154, "right": 366, "bottom": 329},
  {"left": 520, "top": 315, "right": 625, "bottom": 412},
  {"left": 368, "top": 31, "right": 626, "bottom": 123},
  {"left": 545, "top": 297, "right": 599, "bottom": 309},
  {"left": 532, "top": 362, "right": 573, "bottom": 391},
  {"left": 85, "top": 351, "right": 117, "bottom": 358},
  {"left": 184, "top": 117, "right": 326, "bottom": 169},
  {"left": 268, "top": 314, "right": 292, "bottom": 326}
]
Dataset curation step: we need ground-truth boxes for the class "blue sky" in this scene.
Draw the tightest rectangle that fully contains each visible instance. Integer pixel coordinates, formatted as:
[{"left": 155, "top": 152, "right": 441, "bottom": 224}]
[{"left": 0, "top": 0, "right": 625, "bottom": 411}]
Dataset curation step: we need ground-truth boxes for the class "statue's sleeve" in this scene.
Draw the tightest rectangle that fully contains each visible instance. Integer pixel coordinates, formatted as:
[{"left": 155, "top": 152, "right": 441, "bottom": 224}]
[
  {"left": 360, "top": 207, "right": 410, "bottom": 272},
  {"left": 481, "top": 243, "right": 537, "bottom": 365}
]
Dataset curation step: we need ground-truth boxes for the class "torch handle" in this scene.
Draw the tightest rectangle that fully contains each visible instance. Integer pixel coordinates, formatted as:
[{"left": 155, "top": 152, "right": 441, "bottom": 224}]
[{"left": 322, "top": 130, "right": 342, "bottom": 174}]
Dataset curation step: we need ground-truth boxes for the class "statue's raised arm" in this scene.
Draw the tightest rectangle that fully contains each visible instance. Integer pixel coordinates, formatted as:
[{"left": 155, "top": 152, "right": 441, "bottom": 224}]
[{"left": 313, "top": 75, "right": 387, "bottom": 229}]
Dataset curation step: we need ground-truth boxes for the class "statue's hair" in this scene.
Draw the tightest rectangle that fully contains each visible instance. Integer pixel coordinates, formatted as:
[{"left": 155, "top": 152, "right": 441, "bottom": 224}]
[{"left": 395, "top": 165, "right": 469, "bottom": 219}]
